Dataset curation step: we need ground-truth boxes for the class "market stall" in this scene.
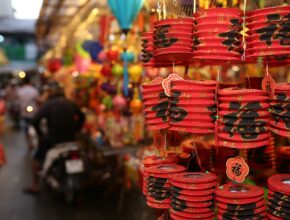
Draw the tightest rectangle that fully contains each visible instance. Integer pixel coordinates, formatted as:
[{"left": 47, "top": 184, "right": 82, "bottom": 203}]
[{"left": 36, "top": 0, "right": 289, "bottom": 219}]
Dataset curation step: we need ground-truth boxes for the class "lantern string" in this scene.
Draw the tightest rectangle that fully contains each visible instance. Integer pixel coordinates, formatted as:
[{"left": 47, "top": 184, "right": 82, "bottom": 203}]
[{"left": 215, "top": 66, "right": 221, "bottom": 154}]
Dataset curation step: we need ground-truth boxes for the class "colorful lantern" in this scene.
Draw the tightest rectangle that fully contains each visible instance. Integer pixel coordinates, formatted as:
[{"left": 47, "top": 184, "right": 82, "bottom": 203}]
[
  {"left": 101, "top": 64, "right": 112, "bottom": 77},
  {"left": 98, "top": 50, "right": 107, "bottom": 63},
  {"left": 47, "top": 58, "right": 62, "bottom": 73},
  {"left": 106, "top": 49, "right": 120, "bottom": 62},
  {"left": 112, "top": 63, "right": 124, "bottom": 77},
  {"left": 113, "top": 94, "right": 127, "bottom": 109},
  {"left": 75, "top": 41, "right": 91, "bottom": 73},
  {"left": 128, "top": 64, "right": 143, "bottom": 83},
  {"left": 107, "top": 0, "right": 144, "bottom": 34}
]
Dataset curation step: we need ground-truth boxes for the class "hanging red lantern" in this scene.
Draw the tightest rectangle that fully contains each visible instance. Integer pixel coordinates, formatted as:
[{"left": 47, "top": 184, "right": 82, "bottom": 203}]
[
  {"left": 47, "top": 58, "right": 62, "bottom": 73},
  {"left": 106, "top": 49, "right": 120, "bottom": 62},
  {"left": 100, "top": 64, "right": 112, "bottom": 77}
]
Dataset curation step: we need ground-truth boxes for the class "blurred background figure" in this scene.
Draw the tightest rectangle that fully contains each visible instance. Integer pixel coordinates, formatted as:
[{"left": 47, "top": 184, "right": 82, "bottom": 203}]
[
  {"left": 24, "top": 82, "right": 85, "bottom": 194},
  {"left": 0, "top": 92, "right": 6, "bottom": 134},
  {"left": 17, "top": 77, "right": 39, "bottom": 150},
  {"left": 4, "top": 80, "right": 20, "bottom": 129}
]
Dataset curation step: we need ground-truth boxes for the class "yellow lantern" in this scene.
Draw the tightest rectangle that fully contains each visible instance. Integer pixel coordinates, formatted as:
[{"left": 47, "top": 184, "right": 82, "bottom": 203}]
[{"left": 128, "top": 64, "right": 143, "bottom": 83}]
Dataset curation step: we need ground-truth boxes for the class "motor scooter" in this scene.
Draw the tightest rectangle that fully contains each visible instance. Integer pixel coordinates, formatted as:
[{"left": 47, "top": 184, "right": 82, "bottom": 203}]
[{"left": 42, "top": 142, "right": 85, "bottom": 204}]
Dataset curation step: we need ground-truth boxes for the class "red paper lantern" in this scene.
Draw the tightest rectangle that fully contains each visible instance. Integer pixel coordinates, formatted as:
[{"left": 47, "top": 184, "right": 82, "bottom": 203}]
[{"left": 47, "top": 58, "right": 62, "bottom": 73}]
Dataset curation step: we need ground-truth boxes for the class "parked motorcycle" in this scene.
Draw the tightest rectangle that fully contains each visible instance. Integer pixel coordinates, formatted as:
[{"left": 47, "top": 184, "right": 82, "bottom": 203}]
[{"left": 43, "top": 142, "right": 84, "bottom": 204}]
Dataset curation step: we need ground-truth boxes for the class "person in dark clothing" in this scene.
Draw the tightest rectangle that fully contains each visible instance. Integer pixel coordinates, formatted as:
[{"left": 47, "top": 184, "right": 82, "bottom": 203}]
[{"left": 24, "top": 82, "right": 85, "bottom": 194}]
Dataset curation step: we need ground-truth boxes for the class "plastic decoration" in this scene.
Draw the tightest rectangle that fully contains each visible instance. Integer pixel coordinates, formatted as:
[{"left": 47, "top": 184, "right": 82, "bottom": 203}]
[
  {"left": 217, "top": 88, "right": 271, "bottom": 149},
  {"left": 269, "top": 83, "right": 290, "bottom": 137},
  {"left": 107, "top": 0, "right": 144, "bottom": 34},
  {"left": 226, "top": 156, "right": 249, "bottom": 183}
]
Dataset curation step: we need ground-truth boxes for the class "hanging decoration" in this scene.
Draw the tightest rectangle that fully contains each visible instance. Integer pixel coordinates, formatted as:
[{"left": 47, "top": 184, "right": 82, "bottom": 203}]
[
  {"left": 153, "top": 18, "right": 194, "bottom": 64},
  {"left": 246, "top": 6, "right": 290, "bottom": 60},
  {"left": 145, "top": 164, "right": 185, "bottom": 209},
  {"left": 169, "top": 172, "right": 217, "bottom": 220},
  {"left": 267, "top": 174, "right": 290, "bottom": 219},
  {"left": 169, "top": 80, "right": 217, "bottom": 134},
  {"left": 193, "top": 8, "right": 243, "bottom": 63},
  {"left": 217, "top": 88, "right": 271, "bottom": 149},
  {"left": 75, "top": 41, "right": 91, "bottom": 73},
  {"left": 216, "top": 184, "right": 266, "bottom": 219},
  {"left": 226, "top": 156, "right": 249, "bottom": 183},
  {"left": 269, "top": 83, "right": 290, "bottom": 137},
  {"left": 142, "top": 77, "right": 170, "bottom": 131},
  {"left": 107, "top": 0, "right": 144, "bottom": 34}
]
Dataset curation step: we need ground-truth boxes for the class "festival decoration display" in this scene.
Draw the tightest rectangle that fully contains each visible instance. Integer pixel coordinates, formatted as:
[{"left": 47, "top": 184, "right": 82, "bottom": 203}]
[
  {"left": 267, "top": 174, "right": 290, "bottom": 219},
  {"left": 169, "top": 172, "right": 217, "bottom": 220},
  {"left": 269, "top": 83, "right": 290, "bottom": 137},
  {"left": 216, "top": 184, "right": 266, "bottom": 219},
  {"left": 153, "top": 18, "right": 194, "bottom": 63},
  {"left": 226, "top": 156, "right": 249, "bottom": 183},
  {"left": 217, "top": 88, "right": 271, "bottom": 148},
  {"left": 144, "top": 164, "right": 185, "bottom": 209},
  {"left": 142, "top": 155, "right": 178, "bottom": 196},
  {"left": 246, "top": 6, "right": 290, "bottom": 60},
  {"left": 141, "top": 32, "right": 154, "bottom": 67},
  {"left": 107, "top": 0, "right": 144, "bottom": 34},
  {"left": 169, "top": 79, "right": 217, "bottom": 134},
  {"left": 142, "top": 77, "right": 170, "bottom": 131},
  {"left": 128, "top": 64, "right": 143, "bottom": 83},
  {"left": 193, "top": 8, "right": 243, "bottom": 63},
  {"left": 75, "top": 41, "right": 91, "bottom": 73}
]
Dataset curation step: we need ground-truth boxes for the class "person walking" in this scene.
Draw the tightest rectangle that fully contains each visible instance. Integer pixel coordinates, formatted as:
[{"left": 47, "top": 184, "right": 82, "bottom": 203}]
[{"left": 17, "top": 77, "right": 39, "bottom": 149}]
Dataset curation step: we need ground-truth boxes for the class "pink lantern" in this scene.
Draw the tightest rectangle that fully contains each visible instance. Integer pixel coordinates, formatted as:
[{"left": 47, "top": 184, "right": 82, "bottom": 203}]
[
  {"left": 75, "top": 54, "right": 91, "bottom": 73},
  {"left": 113, "top": 94, "right": 127, "bottom": 109},
  {"left": 98, "top": 50, "right": 107, "bottom": 62}
]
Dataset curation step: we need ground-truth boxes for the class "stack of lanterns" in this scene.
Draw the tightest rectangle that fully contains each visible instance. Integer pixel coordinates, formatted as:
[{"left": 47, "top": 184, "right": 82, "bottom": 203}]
[
  {"left": 142, "top": 155, "right": 178, "bottom": 196},
  {"left": 169, "top": 172, "right": 217, "bottom": 220},
  {"left": 153, "top": 18, "right": 194, "bottom": 63},
  {"left": 217, "top": 88, "right": 271, "bottom": 148},
  {"left": 269, "top": 83, "right": 290, "bottom": 137},
  {"left": 193, "top": 8, "right": 243, "bottom": 62},
  {"left": 169, "top": 80, "right": 217, "bottom": 134},
  {"left": 276, "top": 146, "right": 290, "bottom": 173},
  {"left": 246, "top": 6, "right": 290, "bottom": 62},
  {"left": 145, "top": 164, "right": 185, "bottom": 209},
  {"left": 216, "top": 184, "right": 266, "bottom": 220},
  {"left": 141, "top": 32, "right": 154, "bottom": 67},
  {"left": 142, "top": 77, "right": 170, "bottom": 130},
  {"left": 267, "top": 174, "right": 290, "bottom": 219}
]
